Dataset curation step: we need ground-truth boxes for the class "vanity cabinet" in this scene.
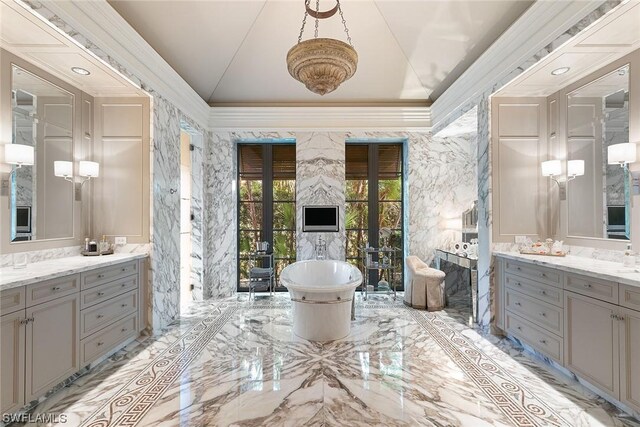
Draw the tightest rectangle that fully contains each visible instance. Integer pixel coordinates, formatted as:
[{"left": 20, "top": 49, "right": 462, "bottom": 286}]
[
  {"left": 565, "top": 291, "right": 619, "bottom": 397},
  {"left": 0, "top": 256, "right": 146, "bottom": 415},
  {"left": 496, "top": 255, "right": 640, "bottom": 415},
  {"left": 25, "top": 292, "right": 79, "bottom": 401},
  {"left": 0, "top": 311, "right": 25, "bottom": 414}
]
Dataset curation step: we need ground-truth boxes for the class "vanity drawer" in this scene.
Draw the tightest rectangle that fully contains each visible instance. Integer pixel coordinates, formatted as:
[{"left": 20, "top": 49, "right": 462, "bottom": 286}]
[
  {"left": 505, "top": 288, "right": 563, "bottom": 336},
  {"left": 80, "top": 313, "right": 137, "bottom": 366},
  {"left": 25, "top": 274, "right": 80, "bottom": 306},
  {"left": 620, "top": 284, "right": 640, "bottom": 312},
  {"left": 1, "top": 287, "right": 26, "bottom": 315},
  {"left": 81, "top": 275, "right": 138, "bottom": 309},
  {"left": 504, "top": 273, "right": 563, "bottom": 307},
  {"left": 80, "top": 290, "right": 137, "bottom": 338},
  {"left": 504, "top": 260, "right": 562, "bottom": 287},
  {"left": 82, "top": 261, "right": 138, "bottom": 290},
  {"left": 506, "top": 311, "right": 563, "bottom": 364},
  {"left": 564, "top": 273, "right": 618, "bottom": 304}
]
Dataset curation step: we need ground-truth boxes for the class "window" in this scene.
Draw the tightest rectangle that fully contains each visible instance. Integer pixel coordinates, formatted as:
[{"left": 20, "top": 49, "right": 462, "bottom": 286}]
[
  {"left": 238, "top": 143, "right": 296, "bottom": 291},
  {"left": 346, "top": 143, "right": 404, "bottom": 289}
]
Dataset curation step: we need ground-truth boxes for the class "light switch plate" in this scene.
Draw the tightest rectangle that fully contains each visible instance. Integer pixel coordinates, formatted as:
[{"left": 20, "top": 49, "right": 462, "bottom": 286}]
[{"left": 115, "top": 236, "right": 127, "bottom": 245}]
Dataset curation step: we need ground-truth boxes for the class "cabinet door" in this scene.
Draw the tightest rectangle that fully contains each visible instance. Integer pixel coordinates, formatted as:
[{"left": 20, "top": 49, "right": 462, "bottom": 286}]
[
  {"left": 25, "top": 293, "right": 79, "bottom": 401},
  {"left": 564, "top": 291, "right": 619, "bottom": 398},
  {"left": 620, "top": 307, "right": 640, "bottom": 413},
  {"left": 0, "top": 311, "right": 26, "bottom": 414}
]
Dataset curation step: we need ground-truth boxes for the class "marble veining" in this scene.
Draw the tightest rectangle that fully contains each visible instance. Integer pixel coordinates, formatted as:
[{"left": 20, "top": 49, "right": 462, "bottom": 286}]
[
  {"left": 296, "top": 132, "right": 346, "bottom": 261},
  {"left": 16, "top": 295, "right": 638, "bottom": 427},
  {"left": 0, "top": 253, "right": 148, "bottom": 291}
]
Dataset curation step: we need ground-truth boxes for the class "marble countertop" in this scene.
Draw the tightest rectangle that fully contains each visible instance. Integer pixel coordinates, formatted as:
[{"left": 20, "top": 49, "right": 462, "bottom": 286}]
[
  {"left": 493, "top": 251, "right": 640, "bottom": 289},
  {"left": 0, "top": 253, "right": 148, "bottom": 291}
]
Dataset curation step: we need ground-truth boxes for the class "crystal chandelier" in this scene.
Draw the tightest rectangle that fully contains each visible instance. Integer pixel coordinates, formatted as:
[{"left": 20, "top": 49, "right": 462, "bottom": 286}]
[{"left": 286, "top": 0, "right": 358, "bottom": 96}]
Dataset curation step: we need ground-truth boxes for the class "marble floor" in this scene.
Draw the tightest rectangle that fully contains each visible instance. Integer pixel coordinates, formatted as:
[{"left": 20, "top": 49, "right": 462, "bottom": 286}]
[{"left": 15, "top": 293, "right": 640, "bottom": 427}]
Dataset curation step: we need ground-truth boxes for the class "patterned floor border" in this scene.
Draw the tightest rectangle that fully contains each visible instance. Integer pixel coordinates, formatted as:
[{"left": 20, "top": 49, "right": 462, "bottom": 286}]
[
  {"left": 83, "top": 305, "right": 237, "bottom": 427},
  {"left": 410, "top": 309, "right": 569, "bottom": 427},
  {"left": 78, "top": 297, "right": 571, "bottom": 427}
]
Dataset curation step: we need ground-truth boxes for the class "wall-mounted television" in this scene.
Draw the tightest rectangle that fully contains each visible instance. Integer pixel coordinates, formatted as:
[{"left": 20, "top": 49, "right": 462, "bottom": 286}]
[
  {"left": 16, "top": 205, "right": 32, "bottom": 233},
  {"left": 303, "top": 205, "right": 339, "bottom": 232}
]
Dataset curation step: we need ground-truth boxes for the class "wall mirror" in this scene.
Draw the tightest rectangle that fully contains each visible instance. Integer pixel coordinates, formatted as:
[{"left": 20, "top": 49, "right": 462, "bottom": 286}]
[
  {"left": 566, "top": 64, "right": 630, "bottom": 240},
  {"left": 10, "top": 64, "right": 74, "bottom": 242}
]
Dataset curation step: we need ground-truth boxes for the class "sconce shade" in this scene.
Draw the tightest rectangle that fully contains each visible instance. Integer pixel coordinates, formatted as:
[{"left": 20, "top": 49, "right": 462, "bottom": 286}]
[
  {"left": 608, "top": 143, "right": 637, "bottom": 165},
  {"left": 4, "top": 144, "right": 34, "bottom": 166},
  {"left": 79, "top": 160, "right": 99, "bottom": 178},
  {"left": 568, "top": 160, "right": 585, "bottom": 177},
  {"left": 541, "top": 160, "right": 562, "bottom": 177},
  {"left": 54, "top": 161, "right": 73, "bottom": 178}
]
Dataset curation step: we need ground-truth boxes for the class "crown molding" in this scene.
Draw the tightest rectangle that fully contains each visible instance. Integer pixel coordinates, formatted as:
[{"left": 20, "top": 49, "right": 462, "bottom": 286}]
[
  {"left": 39, "top": 0, "right": 210, "bottom": 128},
  {"left": 430, "top": 0, "right": 606, "bottom": 130},
  {"left": 209, "top": 106, "right": 431, "bottom": 131}
]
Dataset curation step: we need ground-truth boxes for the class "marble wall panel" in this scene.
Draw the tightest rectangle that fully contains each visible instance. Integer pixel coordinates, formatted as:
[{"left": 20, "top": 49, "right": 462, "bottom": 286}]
[{"left": 296, "top": 132, "right": 346, "bottom": 261}]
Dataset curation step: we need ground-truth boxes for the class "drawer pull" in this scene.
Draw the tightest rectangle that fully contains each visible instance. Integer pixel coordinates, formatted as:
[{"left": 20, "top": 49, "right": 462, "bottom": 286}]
[
  {"left": 516, "top": 267, "right": 521, "bottom": 271},
  {"left": 98, "top": 274, "right": 104, "bottom": 279},
  {"left": 121, "top": 304, "right": 128, "bottom": 308},
  {"left": 52, "top": 286, "right": 61, "bottom": 291},
  {"left": 541, "top": 273, "right": 546, "bottom": 277},
  {"left": 121, "top": 268, "right": 126, "bottom": 272},
  {"left": 540, "top": 290, "right": 546, "bottom": 295},
  {"left": 584, "top": 284, "right": 592, "bottom": 288},
  {"left": 516, "top": 282, "right": 522, "bottom": 287},
  {"left": 121, "top": 328, "right": 128, "bottom": 333},
  {"left": 97, "top": 341, "right": 104, "bottom": 346},
  {"left": 612, "top": 314, "right": 625, "bottom": 321},
  {"left": 619, "top": 316, "right": 625, "bottom": 321},
  {"left": 516, "top": 326, "right": 522, "bottom": 330},
  {"left": 97, "top": 292, "right": 105, "bottom": 296},
  {"left": 97, "top": 314, "right": 104, "bottom": 319},
  {"left": 514, "top": 302, "right": 521, "bottom": 306},
  {"left": 539, "top": 339, "right": 547, "bottom": 345},
  {"left": 539, "top": 312, "right": 546, "bottom": 317},
  {"left": 121, "top": 283, "right": 127, "bottom": 288}
]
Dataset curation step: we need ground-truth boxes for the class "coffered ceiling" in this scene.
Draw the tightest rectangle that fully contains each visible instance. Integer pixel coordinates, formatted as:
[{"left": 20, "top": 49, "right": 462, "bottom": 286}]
[{"left": 107, "top": 0, "right": 533, "bottom": 105}]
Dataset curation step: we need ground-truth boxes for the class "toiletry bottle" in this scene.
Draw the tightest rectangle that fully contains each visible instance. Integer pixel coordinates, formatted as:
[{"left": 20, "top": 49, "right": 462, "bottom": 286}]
[
  {"left": 84, "top": 237, "right": 90, "bottom": 252},
  {"left": 99, "top": 235, "right": 109, "bottom": 253},
  {"left": 624, "top": 244, "right": 635, "bottom": 268},
  {"left": 89, "top": 239, "right": 97, "bottom": 252}
]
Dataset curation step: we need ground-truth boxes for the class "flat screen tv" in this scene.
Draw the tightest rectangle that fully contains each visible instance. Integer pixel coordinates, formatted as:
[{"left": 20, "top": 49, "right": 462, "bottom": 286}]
[
  {"left": 16, "top": 206, "right": 31, "bottom": 233},
  {"left": 303, "top": 205, "right": 339, "bottom": 232}
]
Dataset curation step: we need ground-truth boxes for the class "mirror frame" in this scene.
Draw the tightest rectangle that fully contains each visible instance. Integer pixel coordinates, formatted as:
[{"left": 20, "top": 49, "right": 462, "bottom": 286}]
[
  {"left": 1, "top": 49, "right": 84, "bottom": 253},
  {"left": 551, "top": 48, "right": 640, "bottom": 252}
]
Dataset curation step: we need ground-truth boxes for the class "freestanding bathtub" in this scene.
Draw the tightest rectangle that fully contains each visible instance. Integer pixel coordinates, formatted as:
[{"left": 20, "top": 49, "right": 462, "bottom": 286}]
[{"left": 280, "top": 260, "right": 362, "bottom": 341}]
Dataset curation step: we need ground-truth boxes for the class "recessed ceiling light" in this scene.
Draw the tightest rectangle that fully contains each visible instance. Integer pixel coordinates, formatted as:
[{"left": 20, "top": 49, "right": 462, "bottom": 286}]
[
  {"left": 551, "top": 67, "right": 570, "bottom": 76},
  {"left": 71, "top": 67, "right": 91, "bottom": 76}
]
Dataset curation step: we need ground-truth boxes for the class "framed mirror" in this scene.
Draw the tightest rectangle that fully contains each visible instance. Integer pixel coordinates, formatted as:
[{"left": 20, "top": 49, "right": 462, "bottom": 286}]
[
  {"left": 566, "top": 64, "right": 630, "bottom": 240},
  {"left": 10, "top": 64, "right": 74, "bottom": 242}
]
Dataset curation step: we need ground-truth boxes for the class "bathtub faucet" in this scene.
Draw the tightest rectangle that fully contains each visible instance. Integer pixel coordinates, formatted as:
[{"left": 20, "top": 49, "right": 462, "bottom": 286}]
[{"left": 315, "top": 236, "right": 327, "bottom": 260}]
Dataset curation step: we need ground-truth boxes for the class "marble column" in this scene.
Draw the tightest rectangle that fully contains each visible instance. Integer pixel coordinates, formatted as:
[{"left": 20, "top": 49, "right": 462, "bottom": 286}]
[{"left": 295, "top": 132, "right": 346, "bottom": 261}]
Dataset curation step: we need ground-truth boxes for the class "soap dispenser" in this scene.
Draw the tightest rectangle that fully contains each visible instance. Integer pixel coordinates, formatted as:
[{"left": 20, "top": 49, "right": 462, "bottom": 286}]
[{"left": 623, "top": 243, "right": 635, "bottom": 268}]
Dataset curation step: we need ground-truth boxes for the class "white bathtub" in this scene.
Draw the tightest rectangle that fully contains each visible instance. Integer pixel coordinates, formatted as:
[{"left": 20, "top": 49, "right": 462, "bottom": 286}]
[{"left": 280, "top": 260, "right": 362, "bottom": 341}]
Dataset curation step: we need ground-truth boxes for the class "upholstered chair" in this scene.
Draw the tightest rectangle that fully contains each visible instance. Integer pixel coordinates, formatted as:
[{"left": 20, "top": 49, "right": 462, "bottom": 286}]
[{"left": 405, "top": 256, "right": 446, "bottom": 311}]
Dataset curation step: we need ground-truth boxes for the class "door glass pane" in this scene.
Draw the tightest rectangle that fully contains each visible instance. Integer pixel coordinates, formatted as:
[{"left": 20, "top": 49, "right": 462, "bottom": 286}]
[
  {"left": 346, "top": 179, "right": 368, "bottom": 201},
  {"left": 346, "top": 202, "right": 368, "bottom": 230},
  {"left": 273, "top": 179, "right": 295, "bottom": 201},
  {"left": 239, "top": 179, "right": 262, "bottom": 201},
  {"left": 273, "top": 202, "right": 295, "bottom": 230},
  {"left": 240, "top": 202, "right": 263, "bottom": 230},
  {"left": 239, "top": 230, "right": 262, "bottom": 256},
  {"left": 379, "top": 179, "right": 402, "bottom": 202},
  {"left": 346, "top": 229, "right": 367, "bottom": 258},
  {"left": 379, "top": 201, "right": 401, "bottom": 230},
  {"left": 273, "top": 230, "right": 296, "bottom": 259}
]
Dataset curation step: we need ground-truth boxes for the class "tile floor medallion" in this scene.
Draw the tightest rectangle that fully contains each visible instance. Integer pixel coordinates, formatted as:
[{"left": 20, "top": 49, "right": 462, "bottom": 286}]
[{"left": 14, "top": 294, "right": 640, "bottom": 427}]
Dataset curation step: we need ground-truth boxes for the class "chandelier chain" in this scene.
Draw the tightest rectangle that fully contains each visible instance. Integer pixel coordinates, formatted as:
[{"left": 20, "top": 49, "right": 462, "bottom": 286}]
[
  {"left": 297, "top": 0, "right": 309, "bottom": 44},
  {"left": 337, "top": 0, "right": 353, "bottom": 46},
  {"left": 314, "top": 0, "right": 320, "bottom": 38}
]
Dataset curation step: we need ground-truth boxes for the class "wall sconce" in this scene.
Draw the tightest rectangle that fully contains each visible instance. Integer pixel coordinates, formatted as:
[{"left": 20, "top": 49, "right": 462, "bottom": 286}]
[
  {"left": 78, "top": 160, "right": 99, "bottom": 186},
  {"left": 541, "top": 160, "right": 562, "bottom": 178},
  {"left": 608, "top": 142, "right": 637, "bottom": 168},
  {"left": 4, "top": 144, "right": 34, "bottom": 175},
  {"left": 567, "top": 160, "right": 585, "bottom": 181},
  {"left": 54, "top": 161, "right": 74, "bottom": 182}
]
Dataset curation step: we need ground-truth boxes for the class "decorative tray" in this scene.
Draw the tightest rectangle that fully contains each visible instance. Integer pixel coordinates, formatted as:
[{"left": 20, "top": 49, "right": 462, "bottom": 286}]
[
  {"left": 81, "top": 249, "right": 114, "bottom": 256},
  {"left": 518, "top": 250, "right": 567, "bottom": 257}
]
